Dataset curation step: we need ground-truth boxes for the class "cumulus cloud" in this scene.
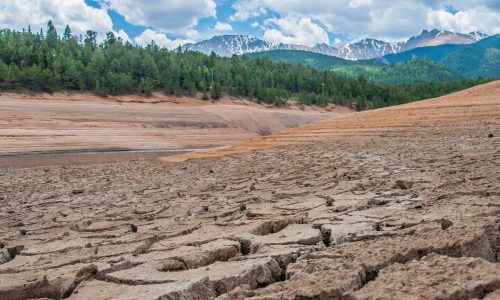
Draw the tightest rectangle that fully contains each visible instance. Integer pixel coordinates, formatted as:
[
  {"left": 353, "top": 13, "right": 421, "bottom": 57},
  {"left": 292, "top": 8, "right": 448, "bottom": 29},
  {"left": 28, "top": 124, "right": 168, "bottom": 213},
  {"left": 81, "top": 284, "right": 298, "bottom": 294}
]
[
  {"left": 263, "top": 16, "right": 329, "bottom": 46},
  {"left": 0, "top": 0, "right": 113, "bottom": 38},
  {"left": 427, "top": 6, "right": 500, "bottom": 34},
  {"left": 349, "top": 0, "right": 372, "bottom": 8},
  {"left": 230, "top": 0, "right": 268, "bottom": 22},
  {"left": 104, "top": 0, "right": 216, "bottom": 36},
  {"left": 214, "top": 22, "right": 233, "bottom": 31},
  {"left": 134, "top": 29, "right": 192, "bottom": 49},
  {"left": 114, "top": 29, "right": 132, "bottom": 43},
  {"left": 230, "top": 0, "right": 500, "bottom": 42}
]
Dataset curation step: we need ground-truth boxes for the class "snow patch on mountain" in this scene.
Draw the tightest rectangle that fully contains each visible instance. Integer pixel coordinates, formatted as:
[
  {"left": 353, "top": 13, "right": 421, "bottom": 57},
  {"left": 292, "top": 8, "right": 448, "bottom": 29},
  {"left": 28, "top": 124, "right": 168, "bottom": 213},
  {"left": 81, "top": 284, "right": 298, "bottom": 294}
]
[{"left": 183, "top": 29, "right": 490, "bottom": 60}]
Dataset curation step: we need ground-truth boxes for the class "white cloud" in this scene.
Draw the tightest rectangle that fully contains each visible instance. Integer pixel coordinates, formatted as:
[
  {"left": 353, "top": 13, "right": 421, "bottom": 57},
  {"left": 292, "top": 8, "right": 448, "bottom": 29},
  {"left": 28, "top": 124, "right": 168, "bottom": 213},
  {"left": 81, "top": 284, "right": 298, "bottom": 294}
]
[
  {"left": 214, "top": 22, "right": 233, "bottom": 31},
  {"left": 349, "top": 0, "right": 372, "bottom": 8},
  {"left": 186, "top": 29, "right": 200, "bottom": 40},
  {"left": 427, "top": 6, "right": 500, "bottom": 34},
  {"left": 104, "top": 0, "right": 216, "bottom": 36},
  {"left": 134, "top": 29, "right": 192, "bottom": 49},
  {"left": 263, "top": 16, "right": 329, "bottom": 46},
  {"left": 0, "top": 0, "right": 113, "bottom": 38},
  {"left": 230, "top": 0, "right": 268, "bottom": 21},
  {"left": 251, "top": 22, "right": 260, "bottom": 28},
  {"left": 230, "top": 0, "right": 500, "bottom": 42},
  {"left": 333, "top": 38, "right": 343, "bottom": 45},
  {"left": 114, "top": 29, "right": 131, "bottom": 43}
]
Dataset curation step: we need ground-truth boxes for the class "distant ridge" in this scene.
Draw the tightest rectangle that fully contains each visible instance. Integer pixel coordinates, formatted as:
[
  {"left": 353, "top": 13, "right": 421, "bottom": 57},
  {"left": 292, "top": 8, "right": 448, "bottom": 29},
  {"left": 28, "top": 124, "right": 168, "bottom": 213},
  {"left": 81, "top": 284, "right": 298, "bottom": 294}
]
[
  {"left": 246, "top": 50, "right": 465, "bottom": 84},
  {"left": 183, "top": 29, "right": 490, "bottom": 60},
  {"left": 381, "top": 34, "right": 500, "bottom": 78}
]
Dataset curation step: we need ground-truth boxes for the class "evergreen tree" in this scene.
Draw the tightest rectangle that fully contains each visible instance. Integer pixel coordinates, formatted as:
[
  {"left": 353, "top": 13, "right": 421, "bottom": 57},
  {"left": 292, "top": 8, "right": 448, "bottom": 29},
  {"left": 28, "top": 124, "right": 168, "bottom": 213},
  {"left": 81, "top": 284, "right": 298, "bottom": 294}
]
[
  {"left": 63, "top": 25, "right": 72, "bottom": 41},
  {"left": 211, "top": 82, "right": 222, "bottom": 100},
  {"left": 0, "top": 23, "right": 489, "bottom": 110}
]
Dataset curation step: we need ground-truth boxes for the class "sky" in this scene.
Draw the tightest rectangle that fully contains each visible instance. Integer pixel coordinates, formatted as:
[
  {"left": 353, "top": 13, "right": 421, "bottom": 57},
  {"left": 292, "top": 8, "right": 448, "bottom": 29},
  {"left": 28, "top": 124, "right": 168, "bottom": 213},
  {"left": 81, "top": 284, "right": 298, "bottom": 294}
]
[{"left": 0, "top": 0, "right": 499, "bottom": 49}]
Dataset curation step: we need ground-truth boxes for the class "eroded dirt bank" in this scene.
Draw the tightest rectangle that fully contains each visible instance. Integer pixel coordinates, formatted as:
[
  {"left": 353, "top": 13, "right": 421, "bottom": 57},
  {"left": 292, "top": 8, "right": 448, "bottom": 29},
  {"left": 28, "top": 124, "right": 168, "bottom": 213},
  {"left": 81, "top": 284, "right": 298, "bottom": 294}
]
[
  {"left": 0, "top": 92, "right": 342, "bottom": 158},
  {"left": 0, "top": 82, "right": 499, "bottom": 299}
]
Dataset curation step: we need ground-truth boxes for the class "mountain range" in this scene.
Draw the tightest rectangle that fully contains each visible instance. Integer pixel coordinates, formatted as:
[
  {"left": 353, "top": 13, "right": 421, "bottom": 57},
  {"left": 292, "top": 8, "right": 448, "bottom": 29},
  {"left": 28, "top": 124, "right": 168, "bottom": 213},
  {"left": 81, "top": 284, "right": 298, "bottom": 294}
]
[
  {"left": 245, "top": 34, "right": 500, "bottom": 84},
  {"left": 183, "top": 29, "right": 489, "bottom": 60}
]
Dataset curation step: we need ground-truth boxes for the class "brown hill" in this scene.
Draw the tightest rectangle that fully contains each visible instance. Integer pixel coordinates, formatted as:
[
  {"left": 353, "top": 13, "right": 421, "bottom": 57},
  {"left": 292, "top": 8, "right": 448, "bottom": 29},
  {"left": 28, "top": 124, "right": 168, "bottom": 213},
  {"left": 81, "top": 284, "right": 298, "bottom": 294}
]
[{"left": 162, "top": 80, "right": 500, "bottom": 162}]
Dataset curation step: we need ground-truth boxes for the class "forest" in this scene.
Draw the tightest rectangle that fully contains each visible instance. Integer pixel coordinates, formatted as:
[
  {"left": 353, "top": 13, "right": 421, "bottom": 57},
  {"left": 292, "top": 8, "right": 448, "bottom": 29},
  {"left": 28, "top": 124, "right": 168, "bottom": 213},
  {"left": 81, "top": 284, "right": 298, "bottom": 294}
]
[{"left": 0, "top": 22, "right": 489, "bottom": 110}]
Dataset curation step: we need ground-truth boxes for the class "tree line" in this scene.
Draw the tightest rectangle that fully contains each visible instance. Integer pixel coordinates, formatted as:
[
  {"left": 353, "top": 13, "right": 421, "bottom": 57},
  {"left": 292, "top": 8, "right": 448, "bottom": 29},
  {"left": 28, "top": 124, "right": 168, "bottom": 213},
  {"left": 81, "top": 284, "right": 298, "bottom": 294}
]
[{"left": 0, "top": 22, "right": 488, "bottom": 110}]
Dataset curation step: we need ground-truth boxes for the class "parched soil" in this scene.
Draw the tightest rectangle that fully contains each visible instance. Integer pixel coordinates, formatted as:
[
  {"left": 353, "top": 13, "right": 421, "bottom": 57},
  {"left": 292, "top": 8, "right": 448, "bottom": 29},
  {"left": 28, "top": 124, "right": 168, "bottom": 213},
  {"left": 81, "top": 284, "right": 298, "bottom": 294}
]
[
  {"left": 0, "top": 81, "right": 499, "bottom": 299},
  {"left": 0, "top": 92, "right": 343, "bottom": 167}
]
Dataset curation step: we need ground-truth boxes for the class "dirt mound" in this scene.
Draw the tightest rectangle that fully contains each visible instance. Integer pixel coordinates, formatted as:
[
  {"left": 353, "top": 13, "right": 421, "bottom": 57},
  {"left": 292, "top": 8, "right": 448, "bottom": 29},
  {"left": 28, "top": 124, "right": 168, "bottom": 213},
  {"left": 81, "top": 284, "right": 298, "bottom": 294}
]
[{"left": 0, "top": 81, "right": 499, "bottom": 299}]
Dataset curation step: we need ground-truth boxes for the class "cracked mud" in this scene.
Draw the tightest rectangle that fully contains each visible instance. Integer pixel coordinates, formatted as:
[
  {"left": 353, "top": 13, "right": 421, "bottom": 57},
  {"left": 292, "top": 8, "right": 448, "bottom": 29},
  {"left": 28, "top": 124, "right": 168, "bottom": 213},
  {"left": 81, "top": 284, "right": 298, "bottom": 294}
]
[{"left": 1, "top": 81, "right": 500, "bottom": 299}]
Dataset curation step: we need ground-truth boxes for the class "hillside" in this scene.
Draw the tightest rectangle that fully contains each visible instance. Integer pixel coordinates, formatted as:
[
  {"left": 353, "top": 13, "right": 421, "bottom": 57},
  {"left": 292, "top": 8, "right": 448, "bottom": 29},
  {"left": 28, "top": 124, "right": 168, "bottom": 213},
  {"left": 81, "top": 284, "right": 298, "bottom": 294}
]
[
  {"left": 245, "top": 50, "right": 379, "bottom": 70},
  {"left": 381, "top": 34, "right": 500, "bottom": 78},
  {"left": 162, "top": 80, "right": 500, "bottom": 161},
  {"left": 247, "top": 50, "right": 464, "bottom": 84},
  {"left": 335, "top": 58, "right": 464, "bottom": 84}
]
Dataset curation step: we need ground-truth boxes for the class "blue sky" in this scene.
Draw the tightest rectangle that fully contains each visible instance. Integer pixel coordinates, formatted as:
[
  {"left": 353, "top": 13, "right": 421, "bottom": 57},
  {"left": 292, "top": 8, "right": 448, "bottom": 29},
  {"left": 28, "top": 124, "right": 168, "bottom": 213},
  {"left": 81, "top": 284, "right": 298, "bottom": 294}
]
[{"left": 1, "top": 1, "right": 499, "bottom": 48}]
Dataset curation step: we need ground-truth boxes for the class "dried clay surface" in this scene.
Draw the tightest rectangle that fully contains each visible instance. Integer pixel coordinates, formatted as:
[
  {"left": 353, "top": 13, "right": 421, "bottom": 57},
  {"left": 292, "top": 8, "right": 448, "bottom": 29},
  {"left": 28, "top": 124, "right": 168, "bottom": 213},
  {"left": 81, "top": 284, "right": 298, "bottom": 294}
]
[{"left": 0, "top": 81, "right": 499, "bottom": 299}]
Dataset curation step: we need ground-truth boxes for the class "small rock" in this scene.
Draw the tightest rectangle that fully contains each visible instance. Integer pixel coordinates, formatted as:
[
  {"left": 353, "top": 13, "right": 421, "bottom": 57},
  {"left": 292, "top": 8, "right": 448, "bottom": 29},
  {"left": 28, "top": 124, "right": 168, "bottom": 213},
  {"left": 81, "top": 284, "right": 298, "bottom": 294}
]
[
  {"left": 488, "top": 133, "right": 494, "bottom": 138},
  {"left": 395, "top": 180, "right": 413, "bottom": 190},
  {"left": 202, "top": 205, "right": 209, "bottom": 212},
  {"left": 246, "top": 210, "right": 264, "bottom": 218},
  {"left": 367, "top": 199, "right": 388, "bottom": 206},
  {"left": 70, "top": 223, "right": 80, "bottom": 231},
  {"left": 128, "top": 224, "right": 138, "bottom": 233},
  {"left": 239, "top": 203, "right": 247, "bottom": 212},
  {"left": 373, "top": 222, "right": 382, "bottom": 231},
  {"left": 16, "top": 229, "right": 27, "bottom": 236},
  {"left": 72, "top": 189, "right": 84, "bottom": 195},
  {"left": 157, "top": 259, "right": 186, "bottom": 272},
  {"left": 1, "top": 245, "right": 24, "bottom": 264},
  {"left": 437, "top": 218, "right": 453, "bottom": 230},
  {"left": 76, "top": 264, "right": 98, "bottom": 280},
  {"left": 334, "top": 205, "right": 348, "bottom": 212},
  {"left": 325, "top": 197, "right": 334, "bottom": 207},
  {"left": 85, "top": 243, "right": 92, "bottom": 248}
]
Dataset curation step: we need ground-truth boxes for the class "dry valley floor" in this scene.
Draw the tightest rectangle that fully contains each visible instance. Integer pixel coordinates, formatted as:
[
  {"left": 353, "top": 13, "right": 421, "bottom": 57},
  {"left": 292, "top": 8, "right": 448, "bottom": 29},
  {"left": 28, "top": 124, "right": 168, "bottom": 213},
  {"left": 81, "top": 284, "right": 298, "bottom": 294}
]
[{"left": 1, "top": 82, "right": 500, "bottom": 299}]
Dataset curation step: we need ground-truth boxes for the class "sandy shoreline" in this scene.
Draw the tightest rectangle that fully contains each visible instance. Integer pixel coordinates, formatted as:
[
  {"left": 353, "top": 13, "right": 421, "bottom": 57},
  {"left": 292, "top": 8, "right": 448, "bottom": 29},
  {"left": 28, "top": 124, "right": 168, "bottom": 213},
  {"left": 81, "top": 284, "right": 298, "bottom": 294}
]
[
  {"left": 0, "top": 147, "right": 210, "bottom": 168},
  {"left": 0, "top": 93, "right": 346, "bottom": 165}
]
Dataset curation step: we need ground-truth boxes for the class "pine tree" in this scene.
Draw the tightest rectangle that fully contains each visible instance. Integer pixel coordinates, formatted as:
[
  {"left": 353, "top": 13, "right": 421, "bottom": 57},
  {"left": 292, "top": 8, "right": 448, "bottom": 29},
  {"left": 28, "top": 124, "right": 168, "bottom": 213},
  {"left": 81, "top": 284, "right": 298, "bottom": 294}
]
[
  {"left": 84, "top": 30, "right": 97, "bottom": 48},
  {"left": 46, "top": 20, "right": 58, "bottom": 48},
  {"left": 211, "top": 82, "right": 222, "bottom": 100},
  {"left": 63, "top": 25, "right": 72, "bottom": 41}
]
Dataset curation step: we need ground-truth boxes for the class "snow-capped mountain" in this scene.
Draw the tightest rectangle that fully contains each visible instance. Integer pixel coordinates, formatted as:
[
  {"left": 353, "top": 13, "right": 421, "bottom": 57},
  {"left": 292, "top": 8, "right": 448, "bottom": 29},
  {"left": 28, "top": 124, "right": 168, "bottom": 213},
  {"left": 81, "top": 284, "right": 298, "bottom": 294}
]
[
  {"left": 183, "top": 35, "right": 275, "bottom": 56},
  {"left": 183, "top": 30, "right": 489, "bottom": 60},
  {"left": 397, "top": 29, "right": 489, "bottom": 52},
  {"left": 183, "top": 35, "right": 334, "bottom": 57},
  {"left": 310, "top": 43, "right": 338, "bottom": 56},
  {"left": 337, "top": 38, "right": 400, "bottom": 60}
]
